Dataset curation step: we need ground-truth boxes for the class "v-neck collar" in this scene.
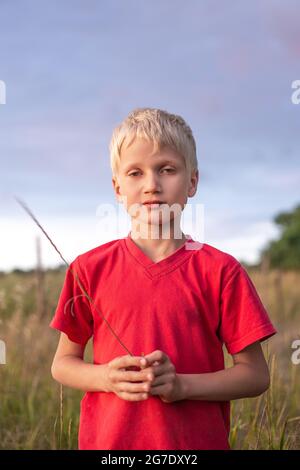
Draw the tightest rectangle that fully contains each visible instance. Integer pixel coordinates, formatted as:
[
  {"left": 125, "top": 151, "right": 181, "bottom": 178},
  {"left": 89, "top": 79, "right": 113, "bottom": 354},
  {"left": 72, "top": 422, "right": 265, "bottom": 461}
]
[{"left": 122, "top": 231, "right": 201, "bottom": 278}]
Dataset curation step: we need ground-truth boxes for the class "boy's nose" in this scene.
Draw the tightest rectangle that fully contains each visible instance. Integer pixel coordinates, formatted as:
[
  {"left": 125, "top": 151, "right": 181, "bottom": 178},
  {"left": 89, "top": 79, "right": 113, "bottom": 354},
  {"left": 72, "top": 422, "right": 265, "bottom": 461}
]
[{"left": 143, "top": 173, "right": 162, "bottom": 193}]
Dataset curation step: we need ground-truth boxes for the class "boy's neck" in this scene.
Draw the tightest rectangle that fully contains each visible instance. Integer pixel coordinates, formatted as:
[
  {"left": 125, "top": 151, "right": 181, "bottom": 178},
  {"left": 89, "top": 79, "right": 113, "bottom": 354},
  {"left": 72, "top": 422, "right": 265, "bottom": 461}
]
[{"left": 129, "top": 221, "right": 187, "bottom": 263}]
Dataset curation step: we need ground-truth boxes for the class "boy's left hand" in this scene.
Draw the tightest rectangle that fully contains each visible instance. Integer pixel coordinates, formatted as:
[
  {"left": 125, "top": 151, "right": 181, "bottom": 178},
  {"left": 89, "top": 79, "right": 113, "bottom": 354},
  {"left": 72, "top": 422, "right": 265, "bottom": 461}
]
[{"left": 141, "top": 350, "right": 185, "bottom": 403}]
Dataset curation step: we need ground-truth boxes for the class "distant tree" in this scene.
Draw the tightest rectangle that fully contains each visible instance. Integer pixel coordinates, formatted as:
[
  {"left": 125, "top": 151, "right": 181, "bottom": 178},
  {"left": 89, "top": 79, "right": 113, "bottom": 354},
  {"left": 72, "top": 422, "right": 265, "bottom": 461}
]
[
  {"left": 260, "top": 204, "right": 300, "bottom": 269},
  {"left": 11, "top": 268, "right": 26, "bottom": 274}
]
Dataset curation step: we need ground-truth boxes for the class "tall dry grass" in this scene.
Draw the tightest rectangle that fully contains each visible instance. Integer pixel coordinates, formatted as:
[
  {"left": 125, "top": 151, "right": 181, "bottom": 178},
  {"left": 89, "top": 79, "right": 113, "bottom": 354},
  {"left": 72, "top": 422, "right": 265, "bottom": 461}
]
[
  {"left": 0, "top": 268, "right": 299, "bottom": 449},
  {"left": 0, "top": 271, "right": 84, "bottom": 449}
]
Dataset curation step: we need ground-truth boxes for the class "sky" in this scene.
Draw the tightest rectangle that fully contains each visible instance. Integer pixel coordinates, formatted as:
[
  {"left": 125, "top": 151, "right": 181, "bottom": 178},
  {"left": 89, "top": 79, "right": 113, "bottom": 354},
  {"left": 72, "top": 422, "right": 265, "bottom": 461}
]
[{"left": 0, "top": 0, "right": 299, "bottom": 271}]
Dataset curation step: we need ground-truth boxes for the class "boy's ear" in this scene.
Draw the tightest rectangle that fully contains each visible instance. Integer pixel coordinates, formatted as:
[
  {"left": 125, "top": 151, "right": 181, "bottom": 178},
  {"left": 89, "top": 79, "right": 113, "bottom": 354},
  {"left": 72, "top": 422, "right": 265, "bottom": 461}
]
[
  {"left": 112, "top": 177, "right": 122, "bottom": 203},
  {"left": 188, "top": 169, "right": 199, "bottom": 198}
]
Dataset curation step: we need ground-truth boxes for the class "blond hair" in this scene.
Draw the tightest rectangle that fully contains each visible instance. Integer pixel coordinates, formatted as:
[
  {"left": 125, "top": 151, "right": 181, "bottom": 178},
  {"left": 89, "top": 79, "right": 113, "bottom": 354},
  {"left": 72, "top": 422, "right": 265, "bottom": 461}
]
[{"left": 109, "top": 107, "right": 197, "bottom": 180}]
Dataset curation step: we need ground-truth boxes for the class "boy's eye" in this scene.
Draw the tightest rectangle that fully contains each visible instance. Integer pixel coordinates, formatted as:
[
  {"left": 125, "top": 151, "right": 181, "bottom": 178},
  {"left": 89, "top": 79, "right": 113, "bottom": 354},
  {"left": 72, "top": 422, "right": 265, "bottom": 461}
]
[
  {"left": 128, "top": 168, "right": 174, "bottom": 177},
  {"left": 162, "top": 168, "right": 174, "bottom": 173},
  {"left": 128, "top": 168, "right": 174, "bottom": 176}
]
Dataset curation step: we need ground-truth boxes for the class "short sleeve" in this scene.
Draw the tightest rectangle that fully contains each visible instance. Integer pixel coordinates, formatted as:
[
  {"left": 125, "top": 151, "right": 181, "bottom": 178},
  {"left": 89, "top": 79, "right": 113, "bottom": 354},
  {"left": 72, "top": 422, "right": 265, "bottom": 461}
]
[
  {"left": 49, "top": 257, "right": 94, "bottom": 345},
  {"left": 219, "top": 263, "right": 277, "bottom": 355}
]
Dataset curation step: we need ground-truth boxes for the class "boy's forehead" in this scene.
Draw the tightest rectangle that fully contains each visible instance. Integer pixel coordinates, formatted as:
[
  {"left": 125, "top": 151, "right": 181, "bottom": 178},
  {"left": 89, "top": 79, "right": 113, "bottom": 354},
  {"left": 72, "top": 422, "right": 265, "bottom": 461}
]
[{"left": 120, "top": 137, "right": 184, "bottom": 167}]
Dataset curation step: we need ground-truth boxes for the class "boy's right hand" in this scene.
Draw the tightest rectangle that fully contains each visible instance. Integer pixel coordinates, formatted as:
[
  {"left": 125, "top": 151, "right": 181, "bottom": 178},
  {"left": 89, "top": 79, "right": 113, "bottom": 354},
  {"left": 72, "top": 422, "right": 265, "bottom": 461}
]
[{"left": 105, "top": 354, "right": 153, "bottom": 401}]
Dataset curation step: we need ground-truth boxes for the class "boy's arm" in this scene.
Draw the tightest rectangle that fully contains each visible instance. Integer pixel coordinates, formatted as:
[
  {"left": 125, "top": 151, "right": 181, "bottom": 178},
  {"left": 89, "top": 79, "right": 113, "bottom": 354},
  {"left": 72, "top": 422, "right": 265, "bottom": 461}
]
[
  {"left": 177, "top": 341, "right": 270, "bottom": 401},
  {"left": 51, "top": 333, "right": 152, "bottom": 399},
  {"left": 51, "top": 332, "right": 110, "bottom": 392}
]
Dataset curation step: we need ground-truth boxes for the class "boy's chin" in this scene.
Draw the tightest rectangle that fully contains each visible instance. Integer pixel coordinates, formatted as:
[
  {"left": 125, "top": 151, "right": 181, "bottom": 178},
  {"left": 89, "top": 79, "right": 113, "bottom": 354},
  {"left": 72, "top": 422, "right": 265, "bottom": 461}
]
[
  {"left": 133, "top": 214, "right": 176, "bottom": 226},
  {"left": 132, "top": 218, "right": 172, "bottom": 231}
]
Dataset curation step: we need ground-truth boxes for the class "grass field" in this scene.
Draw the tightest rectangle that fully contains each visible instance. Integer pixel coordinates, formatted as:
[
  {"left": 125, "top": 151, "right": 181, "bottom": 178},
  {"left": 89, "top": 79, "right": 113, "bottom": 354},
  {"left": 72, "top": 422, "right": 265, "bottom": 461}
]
[{"left": 0, "top": 267, "right": 299, "bottom": 449}]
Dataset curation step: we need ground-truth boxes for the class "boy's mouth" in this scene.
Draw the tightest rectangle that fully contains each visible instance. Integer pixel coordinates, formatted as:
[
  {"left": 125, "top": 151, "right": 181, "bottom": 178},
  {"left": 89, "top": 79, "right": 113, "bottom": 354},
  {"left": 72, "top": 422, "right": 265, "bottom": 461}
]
[
  {"left": 142, "top": 202, "right": 166, "bottom": 210},
  {"left": 142, "top": 201, "right": 165, "bottom": 205}
]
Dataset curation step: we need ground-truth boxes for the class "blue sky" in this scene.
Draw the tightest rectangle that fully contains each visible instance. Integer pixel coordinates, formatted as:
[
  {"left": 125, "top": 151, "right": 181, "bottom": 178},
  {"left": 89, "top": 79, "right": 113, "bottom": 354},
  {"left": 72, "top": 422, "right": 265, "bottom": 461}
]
[{"left": 0, "top": 0, "right": 299, "bottom": 270}]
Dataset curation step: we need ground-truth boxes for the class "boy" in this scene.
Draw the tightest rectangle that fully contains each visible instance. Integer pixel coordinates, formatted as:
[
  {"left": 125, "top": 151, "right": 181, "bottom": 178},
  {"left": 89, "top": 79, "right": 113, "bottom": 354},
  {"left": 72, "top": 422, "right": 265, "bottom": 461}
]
[{"left": 50, "top": 107, "right": 277, "bottom": 450}]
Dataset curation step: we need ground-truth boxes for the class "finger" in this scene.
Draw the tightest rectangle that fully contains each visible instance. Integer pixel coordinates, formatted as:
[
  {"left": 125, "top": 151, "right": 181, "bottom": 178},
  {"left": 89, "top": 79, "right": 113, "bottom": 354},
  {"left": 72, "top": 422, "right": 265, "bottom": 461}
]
[
  {"left": 140, "top": 357, "right": 161, "bottom": 370},
  {"left": 150, "top": 372, "right": 174, "bottom": 388},
  {"left": 136, "top": 362, "right": 166, "bottom": 381},
  {"left": 127, "top": 363, "right": 164, "bottom": 382},
  {"left": 116, "top": 368, "right": 154, "bottom": 383},
  {"left": 117, "top": 381, "right": 151, "bottom": 394},
  {"left": 139, "top": 356, "right": 148, "bottom": 369},
  {"left": 117, "top": 391, "right": 149, "bottom": 401},
  {"left": 144, "top": 350, "right": 167, "bottom": 365},
  {"left": 150, "top": 363, "right": 165, "bottom": 377},
  {"left": 109, "top": 354, "right": 145, "bottom": 371},
  {"left": 149, "top": 384, "right": 167, "bottom": 396}
]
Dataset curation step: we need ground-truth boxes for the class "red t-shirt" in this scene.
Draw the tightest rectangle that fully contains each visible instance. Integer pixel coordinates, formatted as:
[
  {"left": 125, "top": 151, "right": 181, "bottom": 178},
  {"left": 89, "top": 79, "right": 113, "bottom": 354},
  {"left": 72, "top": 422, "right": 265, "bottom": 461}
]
[{"left": 49, "top": 232, "right": 277, "bottom": 450}]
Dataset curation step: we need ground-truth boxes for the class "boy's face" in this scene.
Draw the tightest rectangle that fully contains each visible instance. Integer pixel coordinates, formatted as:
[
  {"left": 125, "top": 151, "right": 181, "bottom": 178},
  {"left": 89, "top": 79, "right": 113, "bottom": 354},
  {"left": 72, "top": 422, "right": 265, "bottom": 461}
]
[{"left": 112, "top": 137, "right": 199, "bottom": 228}]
